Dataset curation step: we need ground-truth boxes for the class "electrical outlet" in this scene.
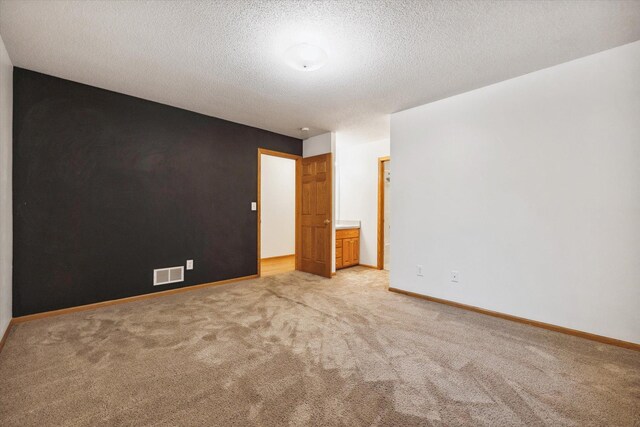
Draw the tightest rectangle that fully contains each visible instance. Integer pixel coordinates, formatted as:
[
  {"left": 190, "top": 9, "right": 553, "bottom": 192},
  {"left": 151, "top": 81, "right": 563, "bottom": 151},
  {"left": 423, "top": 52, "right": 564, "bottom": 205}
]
[
  {"left": 450, "top": 270, "right": 459, "bottom": 283},
  {"left": 186, "top": 259, "right": 194, "bottom": 270},
  {"left": 417, "top": 265, "right": 423, "bottom": 276}
]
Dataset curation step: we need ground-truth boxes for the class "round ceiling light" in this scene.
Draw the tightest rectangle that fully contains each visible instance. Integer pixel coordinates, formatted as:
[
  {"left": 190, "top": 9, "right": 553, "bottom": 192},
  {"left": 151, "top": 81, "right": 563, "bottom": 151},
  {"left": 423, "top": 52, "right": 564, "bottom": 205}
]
[{"left": 284, "top": 43, "right": 328, "bottom": 72}]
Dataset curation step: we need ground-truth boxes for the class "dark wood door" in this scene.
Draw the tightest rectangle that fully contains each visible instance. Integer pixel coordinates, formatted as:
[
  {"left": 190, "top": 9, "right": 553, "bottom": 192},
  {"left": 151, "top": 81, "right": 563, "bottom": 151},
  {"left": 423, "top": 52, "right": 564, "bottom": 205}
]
[{"left": 300, "top": 153, "right": 332, "bottom": 277}]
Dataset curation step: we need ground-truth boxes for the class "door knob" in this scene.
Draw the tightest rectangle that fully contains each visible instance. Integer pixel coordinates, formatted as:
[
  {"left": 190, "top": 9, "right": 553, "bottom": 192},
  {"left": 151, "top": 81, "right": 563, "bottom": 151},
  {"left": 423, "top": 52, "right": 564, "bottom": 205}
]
[{"left": 324, "top": 219, "right": 331, "bottom": 225}]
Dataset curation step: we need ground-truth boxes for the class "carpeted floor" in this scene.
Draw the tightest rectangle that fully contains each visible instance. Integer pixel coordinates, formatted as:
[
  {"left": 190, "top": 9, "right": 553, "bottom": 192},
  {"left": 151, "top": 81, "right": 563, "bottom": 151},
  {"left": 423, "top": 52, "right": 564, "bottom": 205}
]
[{"left": 0, "top": 267, "right": 638, "bottom": 426}]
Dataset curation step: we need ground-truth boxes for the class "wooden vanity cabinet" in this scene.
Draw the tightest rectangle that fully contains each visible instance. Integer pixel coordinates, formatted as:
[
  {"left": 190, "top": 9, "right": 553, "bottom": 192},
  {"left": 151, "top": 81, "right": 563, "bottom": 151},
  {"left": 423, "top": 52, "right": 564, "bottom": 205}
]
[{"left": 336, "top": 228, "right": 360, "bottom": 269}]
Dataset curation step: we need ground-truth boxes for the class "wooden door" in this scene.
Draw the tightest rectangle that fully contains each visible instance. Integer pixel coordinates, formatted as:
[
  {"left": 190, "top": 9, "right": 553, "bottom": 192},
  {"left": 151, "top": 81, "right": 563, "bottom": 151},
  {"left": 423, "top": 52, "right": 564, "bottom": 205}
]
[{"left": 300, "top": 153, "right": 332, "bottom": 277}]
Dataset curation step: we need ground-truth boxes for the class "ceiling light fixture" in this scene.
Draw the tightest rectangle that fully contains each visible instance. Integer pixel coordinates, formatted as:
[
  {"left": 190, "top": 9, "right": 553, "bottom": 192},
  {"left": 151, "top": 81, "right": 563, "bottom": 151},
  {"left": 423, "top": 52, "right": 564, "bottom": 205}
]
[{"left": 284, "top": 43, "right": 328, "bottom": 72}]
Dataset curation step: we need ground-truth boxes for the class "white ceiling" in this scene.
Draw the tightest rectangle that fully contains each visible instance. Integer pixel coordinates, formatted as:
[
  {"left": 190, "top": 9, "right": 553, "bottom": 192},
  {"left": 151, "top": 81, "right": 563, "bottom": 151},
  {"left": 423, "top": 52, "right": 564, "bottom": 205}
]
[{"left": 1, "top": 0, "right": 639, "bottom": 140}]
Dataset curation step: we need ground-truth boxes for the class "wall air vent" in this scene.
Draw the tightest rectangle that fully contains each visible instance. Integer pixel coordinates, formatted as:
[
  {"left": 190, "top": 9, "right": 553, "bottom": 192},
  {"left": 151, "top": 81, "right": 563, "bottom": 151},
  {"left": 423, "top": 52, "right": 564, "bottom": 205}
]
[{"left": 153, "top": 266, "right": 184, "bottom": 286}]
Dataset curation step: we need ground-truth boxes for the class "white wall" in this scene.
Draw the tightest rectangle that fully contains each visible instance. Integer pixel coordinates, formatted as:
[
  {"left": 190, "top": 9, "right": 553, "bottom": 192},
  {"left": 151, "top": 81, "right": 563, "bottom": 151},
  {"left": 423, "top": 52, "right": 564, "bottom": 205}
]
[
  {"left": 336, "top": 138, "right": 390, "bottom": 267},
  {"left": 303, "top": 132, "right": 333, "bottom": 158},
  {"left": 391, "top": 41, "right": 640, "bottom": 344},
  {"left": 303, "top": 132, "right": 337, "bottom": 272},
  {"left": 260, "top": 154, "right": 296, "bottom": 258},
  {"left": 0, "top": 34, "right": 13, "bottom": 338}
]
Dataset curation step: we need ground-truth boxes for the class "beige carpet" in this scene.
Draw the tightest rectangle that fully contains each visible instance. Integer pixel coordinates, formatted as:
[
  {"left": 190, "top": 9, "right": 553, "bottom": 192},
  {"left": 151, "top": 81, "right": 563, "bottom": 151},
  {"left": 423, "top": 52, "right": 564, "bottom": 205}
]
[{"left": 0, "top": 267, "right": 638, "bottom": 426}]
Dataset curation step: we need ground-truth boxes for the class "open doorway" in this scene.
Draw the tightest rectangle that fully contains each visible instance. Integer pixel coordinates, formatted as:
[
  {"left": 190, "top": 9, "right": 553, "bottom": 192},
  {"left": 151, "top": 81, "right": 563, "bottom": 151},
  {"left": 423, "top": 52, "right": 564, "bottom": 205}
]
[
  {"left": 377, "top": 156, "right": 390, "bottom": 270},
  {"left": 257, "top": 149, "right": 301, "bottom": 277}
]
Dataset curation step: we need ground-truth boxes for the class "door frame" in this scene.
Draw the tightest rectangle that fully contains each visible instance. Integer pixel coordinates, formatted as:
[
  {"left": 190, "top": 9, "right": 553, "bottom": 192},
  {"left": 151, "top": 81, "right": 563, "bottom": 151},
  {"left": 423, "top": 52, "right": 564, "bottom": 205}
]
[
  {"left": 377, "top": 156, "right": 390, "bottom": 270},
  {"left": 257, "top": 148, "right": 302, "bottom": 277}
]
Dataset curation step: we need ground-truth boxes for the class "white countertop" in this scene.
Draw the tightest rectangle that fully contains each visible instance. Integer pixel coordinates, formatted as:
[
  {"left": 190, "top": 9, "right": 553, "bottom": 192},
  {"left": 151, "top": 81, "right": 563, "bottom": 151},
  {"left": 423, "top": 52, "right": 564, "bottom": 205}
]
[{"left": 336, "top": 220, "right": 361, "bottom": 230}]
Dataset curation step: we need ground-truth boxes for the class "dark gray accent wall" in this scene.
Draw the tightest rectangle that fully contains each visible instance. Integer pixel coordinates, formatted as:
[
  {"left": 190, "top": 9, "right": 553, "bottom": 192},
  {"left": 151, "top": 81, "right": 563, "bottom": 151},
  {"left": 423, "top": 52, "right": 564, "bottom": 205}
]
[{"left": 12, "top": 68, "right": 301, "bottom": 316}]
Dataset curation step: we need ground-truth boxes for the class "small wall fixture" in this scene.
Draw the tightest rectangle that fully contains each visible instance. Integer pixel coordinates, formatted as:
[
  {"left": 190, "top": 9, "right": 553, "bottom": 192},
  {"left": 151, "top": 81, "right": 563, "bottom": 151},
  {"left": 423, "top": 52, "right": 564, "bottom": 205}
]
[{"left": 284, "top": 43, "right": 328, "bottom": 71}]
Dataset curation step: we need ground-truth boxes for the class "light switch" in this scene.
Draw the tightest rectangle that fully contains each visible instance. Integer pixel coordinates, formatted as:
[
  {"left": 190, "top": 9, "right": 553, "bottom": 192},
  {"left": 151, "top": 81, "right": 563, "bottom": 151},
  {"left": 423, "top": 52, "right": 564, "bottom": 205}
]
[{"left": 251, "top": 202, "right": 257, "bottom": 211}]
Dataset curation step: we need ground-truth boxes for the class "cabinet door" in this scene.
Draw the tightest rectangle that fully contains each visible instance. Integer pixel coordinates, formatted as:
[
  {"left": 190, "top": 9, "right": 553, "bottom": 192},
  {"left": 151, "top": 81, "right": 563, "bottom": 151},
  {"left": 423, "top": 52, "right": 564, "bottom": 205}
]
[
  {"left": 352, "top": 238, "right": 359, "bottom": 264},
  {"left": 343, "top": 239, "right": 353, "bottom": 266}
]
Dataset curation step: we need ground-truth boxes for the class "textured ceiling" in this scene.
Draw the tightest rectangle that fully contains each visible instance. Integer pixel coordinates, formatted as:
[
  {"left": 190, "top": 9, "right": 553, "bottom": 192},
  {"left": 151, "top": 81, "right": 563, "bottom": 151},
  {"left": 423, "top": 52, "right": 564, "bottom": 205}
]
[{"left": 1, "top": 0, "right": 639, "bottom": 140}]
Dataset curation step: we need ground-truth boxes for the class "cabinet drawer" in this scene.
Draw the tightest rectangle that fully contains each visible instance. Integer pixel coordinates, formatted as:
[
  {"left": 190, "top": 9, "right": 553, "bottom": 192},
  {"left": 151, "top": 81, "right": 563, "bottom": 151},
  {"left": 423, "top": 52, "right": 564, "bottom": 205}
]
[
  {"left": 336, "top": 239, "right": 343, "bottom": 248},
  {"left": 336, "top": 247, "right": 342, "bottom": 259},
  {"left": 336, "top": 228, "right": 359, "bottom": 239}
]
